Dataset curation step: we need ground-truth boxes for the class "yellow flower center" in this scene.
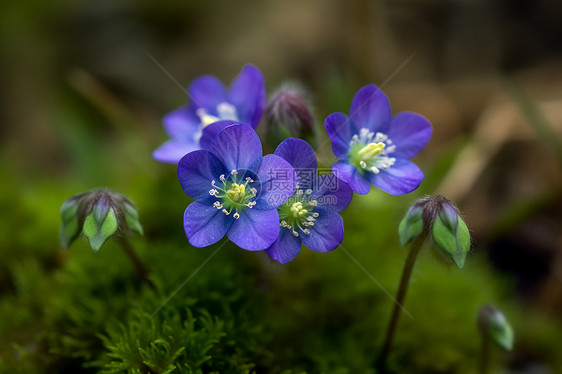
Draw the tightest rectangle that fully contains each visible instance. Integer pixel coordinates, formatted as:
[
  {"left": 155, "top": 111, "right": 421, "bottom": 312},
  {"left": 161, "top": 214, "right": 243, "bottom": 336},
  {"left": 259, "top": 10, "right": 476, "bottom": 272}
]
[
  {"left": 357, "top": 142, "right": 385, "bottom": 161},
  {"left": 290, "top": 202, "right": 308, "bottom": 218},
  {"left": 226, "top": 183, "right": 246, "bottom": 201}
]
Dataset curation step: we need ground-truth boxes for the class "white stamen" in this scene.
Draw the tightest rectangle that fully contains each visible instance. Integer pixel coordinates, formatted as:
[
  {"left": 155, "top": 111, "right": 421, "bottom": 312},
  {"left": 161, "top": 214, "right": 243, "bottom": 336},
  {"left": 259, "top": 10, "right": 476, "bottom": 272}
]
[
  {"left": 233, "top": 212, "right": 240, "bottom": 219},
  {"left": 222, "top": 209, "right": 230, "bottom": 215}
]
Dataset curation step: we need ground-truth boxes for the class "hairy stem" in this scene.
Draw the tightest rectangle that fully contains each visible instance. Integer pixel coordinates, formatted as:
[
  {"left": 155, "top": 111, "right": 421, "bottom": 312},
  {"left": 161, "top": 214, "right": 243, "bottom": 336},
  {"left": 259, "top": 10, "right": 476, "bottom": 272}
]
[
  {"left": 480, "top": 333, "right": 490, "bottom": 374},
  {"left": 377, "top": 234, "right": 427, "bottom": 371},
  {"left": 118, "top": 237, "right": 154, "bottom": 288}
]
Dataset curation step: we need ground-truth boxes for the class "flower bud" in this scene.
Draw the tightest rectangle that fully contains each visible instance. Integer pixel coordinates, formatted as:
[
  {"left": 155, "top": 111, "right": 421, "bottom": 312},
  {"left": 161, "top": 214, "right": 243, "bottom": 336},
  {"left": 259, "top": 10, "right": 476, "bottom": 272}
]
[
  {"left": 477, "top": 305, "right": 514, "bottom": 351},
  {"left": 398, "top": 195, "right": 470, "bottom": 268},
  {"left": 265, "top": 84, "right": 314, "bottom": 146},
  {"left": 59, "top": 189, "right": 143, "bottom": 252}
]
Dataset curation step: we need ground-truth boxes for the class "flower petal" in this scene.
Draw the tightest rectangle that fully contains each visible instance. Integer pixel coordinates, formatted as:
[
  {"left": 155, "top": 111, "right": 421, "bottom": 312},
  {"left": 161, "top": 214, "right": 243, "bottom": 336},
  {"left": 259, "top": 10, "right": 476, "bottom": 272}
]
[
  {"left": 309, "top": 175, "right": 353, "bottom": 213},
  {"left": 199, "top": 120, "right": 239, "bottom": 151},
  {"left": 184, "top": 201, "right": 232, "bottom": 247},
  {"left": 368, "top": 158, "right": 424, "bottom": 195},
  {"left": 229, "top": 64, "right": 266, "bottom": 128},
  {"left": 265, "top": 229, "right": 302, "bottom": 264},
  {"left": 387, "top": 112, "right": 432, "bottom": 159},
  {"left": 274, "top": 138, "right": 317, "bottom": 170},
  {"left": 187, "top": 75, "right": 228, "bottom": 113},
  {"left": 227, "top": 207, "right": 280, "bottom": 250},
  {"left": 211, "top": 124, "right": 262, "bottom": 171},
  {"left": 324, "top": 112, "right": 352, "bottom": 159},
  {"left": 177, "top": 150, "right": 227, "bottom": 200},
  {"left": 349, "top": 84, "right": 391, "bottom": 133},
  {"left": 332, "top": 161, "right": 370, "bottom": 195},
  {"left": 162, "top": 105, "right": 200, "bottom": 140},
  {"left": 153, "top": 140, "right": 199, "bottom": 164},
  {"left": 300, "top": 206, "right": 344, "bottom": 253},
  {"left": 254, "top": 154, "right": 296, "bottom": 209}
]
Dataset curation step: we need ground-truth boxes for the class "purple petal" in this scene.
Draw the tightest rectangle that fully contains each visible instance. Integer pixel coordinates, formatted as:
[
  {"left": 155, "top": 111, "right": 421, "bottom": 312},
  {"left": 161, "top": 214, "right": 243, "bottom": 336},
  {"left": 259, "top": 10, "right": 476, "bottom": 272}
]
[
  {"left": 177, "top": 150, "right": 227, "bottom": 200},
  {"left": 227, "top": 207, "right": 280, "bottom": 251},
  {"left": 300, "top": 206, "right": 344, "bottom": 253},
  {"left": 211, "top": 124, "right": 262, "bottom": 171},
  {"left": 254, "top": 154, "right": 296, "bottom": 209},
  {"left": 387, "top": 112, "right": 432, "bottom": 159},
  {"left": 332, "top": 161, "right": 371, "bottom": 195},
  {"left": 229, "top": 65, "right": 266, "bottom": 128},
  {"left": 184, "top": 202, "right": 232, "bottom": 247},
  {"left": 349, "top": 84, "right": 391, "bottom": 133},
  {"left": 187, "top": 75, "right": 228, "bottom": 113},
  {"left": 309, "top": 175, "right": 353, "bottom": 213},
  {"left": 199, "top": 120, "right": 239, "bottom": 151},
  {"left": 265, "top": 229, "right": 302, "bottom": 264},
  {"left": 324, "top": 112, "right": 352, "bottom": 159},
  {"left": 153, "top": 140, "right": 199, "bottom": 164},
  {"left": 274, "top": 138, "right": 317, "bottom": 170},
  {"left": 162, "top": 105, "right": 200, "bottom": 140},
  {"left": 368, "top": 158, "right": 424, "bottom": 195}
]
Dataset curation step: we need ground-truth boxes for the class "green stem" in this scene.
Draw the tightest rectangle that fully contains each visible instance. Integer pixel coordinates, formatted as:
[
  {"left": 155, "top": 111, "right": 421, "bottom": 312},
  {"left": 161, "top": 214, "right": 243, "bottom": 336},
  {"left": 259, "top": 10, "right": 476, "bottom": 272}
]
[
  {"left": 480, "top": 333, "right": 490, "bottom": 374},
  {"left": 377, "top": 234, "right": 427, "bottom": 371},
  {"left": 118, "top": 237, "right": 154, "bottom": 288}
]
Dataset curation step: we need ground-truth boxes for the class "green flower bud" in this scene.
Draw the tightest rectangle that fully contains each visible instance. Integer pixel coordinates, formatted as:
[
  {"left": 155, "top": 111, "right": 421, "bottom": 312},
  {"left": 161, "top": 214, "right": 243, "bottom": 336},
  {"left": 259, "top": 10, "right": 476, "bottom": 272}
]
[
  {"left": 398, "top": 195, "right": 471, "bottom": 269},
  {"left": 59, "top": 189, "right": 143, "bottom": 252},
  {"left": 478, "top": 305, "right": 514, "bottom": 351}
]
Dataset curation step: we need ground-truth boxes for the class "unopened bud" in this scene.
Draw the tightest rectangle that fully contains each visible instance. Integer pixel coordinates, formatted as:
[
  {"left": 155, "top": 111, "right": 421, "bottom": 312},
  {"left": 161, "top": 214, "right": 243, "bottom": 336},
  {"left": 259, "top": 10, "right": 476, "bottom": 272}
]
[
  {"left": 265, "top": 84, "right": 314, "bottom": 146},
  {"left": 398, "top": 195, "right": 470, "bottom": 268},
  {"left": 477, "top": 305, "right": 514, "bottom": 351},
  {"left": 59, "top": 189, "right": 143, "bottom": 252}
]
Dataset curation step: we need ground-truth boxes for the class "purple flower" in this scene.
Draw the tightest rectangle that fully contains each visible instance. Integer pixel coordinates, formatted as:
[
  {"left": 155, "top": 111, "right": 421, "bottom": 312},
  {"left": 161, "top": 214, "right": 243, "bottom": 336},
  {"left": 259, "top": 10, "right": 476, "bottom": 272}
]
[
  {"left": 154, "top": 64, "right": 266, "bottom": 163},
  {"left": 177, "top": 123, "right": 296, "bottom": 251},
  {"left": 265, "top": 138, "right": 353, "bottom": 264},
  {"left": 325, "top": 84, "right": 432, "bottom": 195}
]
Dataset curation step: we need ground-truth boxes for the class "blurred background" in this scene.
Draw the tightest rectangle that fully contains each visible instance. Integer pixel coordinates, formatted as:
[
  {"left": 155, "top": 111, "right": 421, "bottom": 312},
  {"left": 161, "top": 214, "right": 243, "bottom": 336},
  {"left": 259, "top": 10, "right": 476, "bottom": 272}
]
[{"left": 1, "top": 0, "right": 562, "bottom": 373}]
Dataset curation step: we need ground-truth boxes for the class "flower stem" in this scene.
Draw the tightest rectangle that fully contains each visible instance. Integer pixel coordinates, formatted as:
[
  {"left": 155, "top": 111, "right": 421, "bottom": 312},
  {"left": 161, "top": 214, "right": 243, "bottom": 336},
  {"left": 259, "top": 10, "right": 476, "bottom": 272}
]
[
  {"left": 377, "top": 233, "right": 427, "bottom": 371},
  {"left": 480, "top": 333, "right": 490, "bottom": 374},
  {"left": 118, "top": 237, "right": 154, "bottom": 288}
]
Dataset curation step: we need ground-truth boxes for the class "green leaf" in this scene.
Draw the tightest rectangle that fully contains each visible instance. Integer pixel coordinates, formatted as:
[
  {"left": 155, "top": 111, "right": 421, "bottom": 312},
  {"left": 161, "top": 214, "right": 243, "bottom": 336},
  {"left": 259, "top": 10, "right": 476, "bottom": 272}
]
[
  {"left": 59, "top": 197, "right": 81, "bottom": 249},
  {"left": 398, "top": 206, "right": 424, "bottom": 247},
  {"left": 124, "top": 202, "right": 143, "bottom": 236}
]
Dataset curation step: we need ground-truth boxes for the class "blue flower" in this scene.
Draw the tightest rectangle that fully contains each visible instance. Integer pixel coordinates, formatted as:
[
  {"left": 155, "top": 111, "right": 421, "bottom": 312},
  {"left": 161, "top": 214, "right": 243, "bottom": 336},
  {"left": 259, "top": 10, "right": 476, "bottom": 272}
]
[
  {"left": 265, "top": 138, "right": 353, "bottom": 264},
  {"left": 177, "top": 123, "right": 296, "bottom": 251},
  {"left": 154, "top": 64, "right": 266, "bottom": 163},
  {"left": 325, "top": 84, "right": 432, "bottom": 195}
]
